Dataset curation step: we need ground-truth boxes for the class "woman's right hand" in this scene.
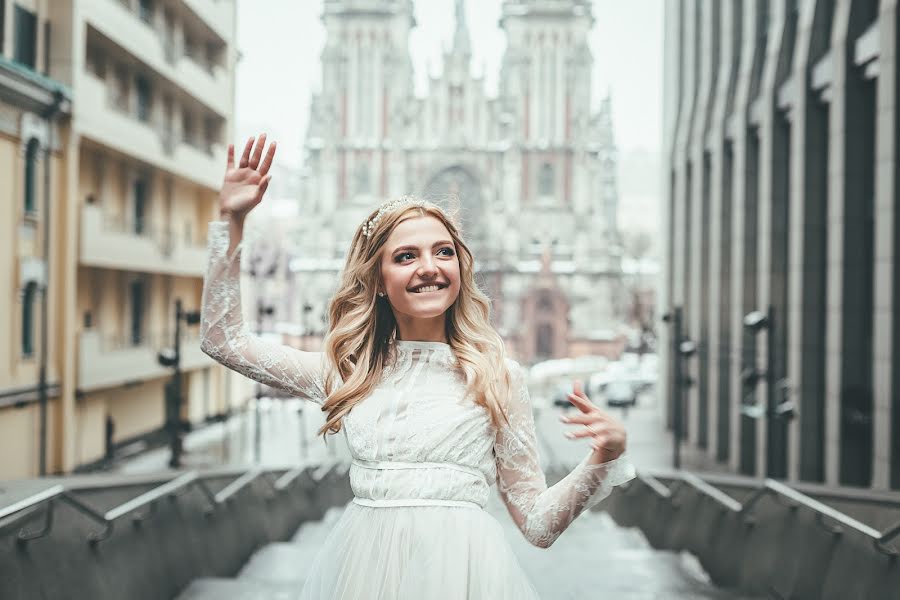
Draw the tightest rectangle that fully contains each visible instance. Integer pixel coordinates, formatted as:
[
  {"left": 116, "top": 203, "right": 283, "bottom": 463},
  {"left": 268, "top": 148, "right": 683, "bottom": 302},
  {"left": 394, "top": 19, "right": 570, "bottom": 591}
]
[{"left": 219, "top": 134, "right": 276, "bottom": 221}]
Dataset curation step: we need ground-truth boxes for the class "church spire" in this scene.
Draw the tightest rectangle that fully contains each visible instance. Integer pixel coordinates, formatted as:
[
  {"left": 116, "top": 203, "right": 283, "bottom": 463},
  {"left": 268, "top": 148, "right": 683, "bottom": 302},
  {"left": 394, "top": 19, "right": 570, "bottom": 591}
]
[{"left": 453, "top": 0, "right": 471, "bottom": 56}]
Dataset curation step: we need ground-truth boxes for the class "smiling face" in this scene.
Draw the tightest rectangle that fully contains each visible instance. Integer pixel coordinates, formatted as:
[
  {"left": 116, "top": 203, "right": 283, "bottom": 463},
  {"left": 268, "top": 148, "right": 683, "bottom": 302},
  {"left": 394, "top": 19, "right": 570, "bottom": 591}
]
[{"left": 379, "top": 215, "right": 461, "bottom": 332}]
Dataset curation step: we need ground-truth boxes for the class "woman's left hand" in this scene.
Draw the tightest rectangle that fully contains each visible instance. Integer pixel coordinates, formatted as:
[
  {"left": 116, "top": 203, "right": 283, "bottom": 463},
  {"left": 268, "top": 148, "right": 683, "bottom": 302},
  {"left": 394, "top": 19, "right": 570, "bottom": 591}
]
[{"left": 560, "top": 380, "right": 627, "bottom": 463}]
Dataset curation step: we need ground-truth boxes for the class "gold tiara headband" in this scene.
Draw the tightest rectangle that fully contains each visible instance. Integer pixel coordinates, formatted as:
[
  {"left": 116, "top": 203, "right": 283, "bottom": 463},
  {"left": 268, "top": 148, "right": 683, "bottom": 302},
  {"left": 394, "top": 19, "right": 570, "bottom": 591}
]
[{"left": 362, "top": 195, "right": 427, "bottom": 238}]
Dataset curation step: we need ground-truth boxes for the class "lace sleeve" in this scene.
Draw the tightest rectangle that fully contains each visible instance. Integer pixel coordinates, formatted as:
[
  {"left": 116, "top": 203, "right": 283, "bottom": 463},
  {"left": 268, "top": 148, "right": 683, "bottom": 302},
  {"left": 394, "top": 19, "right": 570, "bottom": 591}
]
[
  {"left": 199, "top": 221, "right": 327, "bottom": 405},
  {"left": 493, "top": 360, "right": 636, "bottom": 548}
]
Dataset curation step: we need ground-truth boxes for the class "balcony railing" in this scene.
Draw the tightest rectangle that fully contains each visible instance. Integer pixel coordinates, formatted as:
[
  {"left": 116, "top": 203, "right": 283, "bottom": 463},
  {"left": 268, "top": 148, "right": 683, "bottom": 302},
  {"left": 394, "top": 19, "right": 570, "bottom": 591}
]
[
  {"left": 78, "top": 73, "right": 224, "bottom": 189},
  {"left": 80, "top": 204, "right": 208, "bottom": 277},
  {"left": 601, "top": 468, "right": 900, "bottom": 600},
  {"left": 182, "top": 0, "right": 236, "bottom": 43},
  {"left": 79, "top": 329, "right": 214, "bottom": 392},
  {"left": 85, "top": 0, "right": 230, "bottom": 118}
]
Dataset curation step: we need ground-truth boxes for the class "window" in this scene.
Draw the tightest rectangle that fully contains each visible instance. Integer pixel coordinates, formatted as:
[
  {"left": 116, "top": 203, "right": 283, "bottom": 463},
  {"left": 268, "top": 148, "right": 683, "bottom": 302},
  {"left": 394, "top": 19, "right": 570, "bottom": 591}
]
[
  {"left": 113, "top": 65, "right": 129, "bottom": 111},
  {"left": 536, "top": 323, "right": 553, "bottom": 358},
  {"left": 138, "top": 0, "right": 154, "bottom": 24},
  {"left": 538, "top": 291, "right": 554, "bottom": 311},
  {"left": 13, "top": 5, "right": 36, "bottom": 68},
  {"left": 538, "top": 162, "right": 554, "bottom": 196},
  {"left": 86, "top": 45, "right": 106, "bottom": 77},
  {"left": 42, "top": 20, "right": 49, "bottom": 74},
  {"left": 205, "top": 41, "right": 219, "bottom": 72},
  {"left": 21, "top": 282, "right": 38, "bottom": 355},
  {"left": 182, "top": 111, "right": 195, "bottom": 145},
  {"left": 1, "top": 1, "right": 6, "bottom": 57},
  {"left": 354, "top": 162, "right": 370, "bottom": 195},
  {"left": 135, "top": 74, "right": 151, "bottom": 122},
  {"left": 22, "top": 282, "right": 37, "bottom": 357},
  {"left": 163, "top": 10, "right": 175, "bottom": 60},
  {"left": 129, "top": 280, "right": 144, "bottom": 346},
  {"left": 204, "top": 116, "right": 218, "bottom": 152},
  {"left": 183, "top": 32, "right": 195, "bottom": 59},
  {"left": 24, "top": 138, "right": 39, "bottom": 214},
  {"left": 133, "top": 179, "right": 147, "bottom": 234}
]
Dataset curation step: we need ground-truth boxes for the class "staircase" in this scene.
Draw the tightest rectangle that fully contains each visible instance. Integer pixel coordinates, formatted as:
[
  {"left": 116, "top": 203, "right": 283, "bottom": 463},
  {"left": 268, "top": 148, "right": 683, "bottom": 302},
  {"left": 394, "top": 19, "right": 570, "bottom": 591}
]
[{"left": 177, "top": 496, "right": 759, "bottom": 599}]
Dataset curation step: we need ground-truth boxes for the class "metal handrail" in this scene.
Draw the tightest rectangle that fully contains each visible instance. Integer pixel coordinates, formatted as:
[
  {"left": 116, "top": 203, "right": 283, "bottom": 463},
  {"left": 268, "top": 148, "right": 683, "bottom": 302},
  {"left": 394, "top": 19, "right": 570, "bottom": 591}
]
[
  {"left": 1, "top": 462, "right": 351, "bottom": 546},
  {"left": 638, "top": 473, "right": 673, "bottom": 499},
  {"left": 105, "top": 473, "right": 198, "bottom": 522},
  {"left": 0, "top": 484, "right": 65, "bottom": 520},
  {"left": 879, "top": 521, "right": 900, "bottom": 553},
  {"left": 648, "top": 470, "right": 900, "bottom": 557},
  {"left": 681, "top": 472, "right": 742, "bottom": 513},
  {"left": 275, "top": 467, "right": 307, "bottom": 491},
  {"left": 312, "top": 459, "right": 338, "bottom": 482},
  {"left": 214, "top": 469, "right": 261, "bottom": 504}
]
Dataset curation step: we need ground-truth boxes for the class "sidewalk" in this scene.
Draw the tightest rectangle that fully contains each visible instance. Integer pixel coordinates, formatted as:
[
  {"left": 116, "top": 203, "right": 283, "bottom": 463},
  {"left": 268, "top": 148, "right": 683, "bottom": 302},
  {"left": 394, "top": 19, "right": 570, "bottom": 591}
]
[{"left": 112, "top": 398, "right": 351, "bottom": 475}]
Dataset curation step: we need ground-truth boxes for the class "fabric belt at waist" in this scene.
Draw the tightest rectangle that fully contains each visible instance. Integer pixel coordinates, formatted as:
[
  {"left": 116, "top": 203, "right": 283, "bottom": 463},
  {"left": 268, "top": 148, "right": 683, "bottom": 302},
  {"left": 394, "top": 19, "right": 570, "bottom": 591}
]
[
  {"left": 350, "top": 458, "right": 486, "bottom": 510},
  {"left": 351, "top": 458, "right": 485, "bottom": 481},
  {"left": 352, "top": 497, "right": 481, "bottom": 509}
]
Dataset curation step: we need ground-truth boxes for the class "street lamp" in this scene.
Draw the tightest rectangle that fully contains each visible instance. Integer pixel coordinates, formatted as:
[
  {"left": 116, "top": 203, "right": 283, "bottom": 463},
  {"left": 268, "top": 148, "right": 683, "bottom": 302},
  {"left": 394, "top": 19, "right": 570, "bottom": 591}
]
[
  {"left": 248, "top": 244, "right": 278, "bottom": 464},
  {"left": 157, "top": 299, "right": 201, "bottom": 468},
  {"left": 662, "top": 307, "right": 695, "bottom": 470},
  {"left": 302, "top": 302, "right": 313, "bottom": 351},
  {"left": 253, "top": 302, "right": 275, "bottom": 464}
]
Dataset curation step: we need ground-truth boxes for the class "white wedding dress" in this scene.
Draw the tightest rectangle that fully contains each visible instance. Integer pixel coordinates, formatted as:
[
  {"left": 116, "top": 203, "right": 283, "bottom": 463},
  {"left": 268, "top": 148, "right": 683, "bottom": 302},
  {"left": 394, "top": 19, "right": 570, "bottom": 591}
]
[{"left": 199, "top": 221, "right": 637, "bottom": 599}]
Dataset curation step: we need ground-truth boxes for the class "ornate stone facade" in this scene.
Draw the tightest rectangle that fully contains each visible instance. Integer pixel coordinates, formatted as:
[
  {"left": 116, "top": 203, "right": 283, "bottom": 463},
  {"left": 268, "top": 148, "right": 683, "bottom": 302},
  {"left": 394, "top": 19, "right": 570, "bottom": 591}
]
[{"left": 290, "top": 0, "right": 624, "bottom": 362}]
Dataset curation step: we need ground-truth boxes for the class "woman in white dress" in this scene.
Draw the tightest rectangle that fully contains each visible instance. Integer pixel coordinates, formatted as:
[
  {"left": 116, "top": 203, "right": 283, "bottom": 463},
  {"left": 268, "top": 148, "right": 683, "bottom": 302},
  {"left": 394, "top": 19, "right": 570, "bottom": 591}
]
[{"left": 200, "top": 135, "right": 636, "bottom": 599}]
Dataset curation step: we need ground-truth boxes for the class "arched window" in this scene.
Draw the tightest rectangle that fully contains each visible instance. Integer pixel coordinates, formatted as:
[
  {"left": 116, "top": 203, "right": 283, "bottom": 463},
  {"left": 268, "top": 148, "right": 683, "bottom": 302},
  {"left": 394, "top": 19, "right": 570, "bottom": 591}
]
[
  {"left": 538, "top": 162, "right": 554, "bottom": 196},
  {"left": 538, "top": 290, "right": 553, "bottom": 311},
  {"left": 22, "top": 282, "right": 37, "bottom": 356},
  {"left": 423, "top": 165, "right": 481, "bottom": 233},
  {"left": 536, "top": 323, "right": 554, "bottom": 358},
  {"left": 24, "top": 137, "right": 40, "bottom": 214}
]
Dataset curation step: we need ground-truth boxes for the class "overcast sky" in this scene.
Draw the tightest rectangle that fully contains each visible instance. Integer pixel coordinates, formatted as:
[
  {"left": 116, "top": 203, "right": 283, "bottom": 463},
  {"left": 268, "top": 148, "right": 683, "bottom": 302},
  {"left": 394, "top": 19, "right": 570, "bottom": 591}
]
[{"left": 234, "top": 0, "right": 663, "bottom": 167}]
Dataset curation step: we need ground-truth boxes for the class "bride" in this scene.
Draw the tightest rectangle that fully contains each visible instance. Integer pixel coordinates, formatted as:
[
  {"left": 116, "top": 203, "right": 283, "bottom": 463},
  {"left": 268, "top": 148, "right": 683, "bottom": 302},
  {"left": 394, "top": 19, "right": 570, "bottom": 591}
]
[{"left": 200, "top": 135, "right": 636, "bottom": 599}]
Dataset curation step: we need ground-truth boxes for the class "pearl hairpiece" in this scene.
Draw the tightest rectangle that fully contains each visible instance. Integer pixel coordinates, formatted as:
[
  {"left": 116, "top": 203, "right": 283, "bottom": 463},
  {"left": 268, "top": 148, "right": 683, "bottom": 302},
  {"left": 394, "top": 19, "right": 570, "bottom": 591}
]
[{"left": 362, "top": 195, "right": 427, "bottom": 238}]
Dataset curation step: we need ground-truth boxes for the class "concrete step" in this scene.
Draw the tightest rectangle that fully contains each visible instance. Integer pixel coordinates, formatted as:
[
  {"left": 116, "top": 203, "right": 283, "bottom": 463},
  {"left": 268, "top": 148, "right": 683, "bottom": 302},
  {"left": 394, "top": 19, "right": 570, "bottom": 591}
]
[
  {"left": 179, "top": 498, "right": 761, "bottom": 600},
  {"left": 486, "top": 498, "right": 761, "bottom": 599},
  {"left": 237, "top": 543, "right": 319, "bottom": 585},
  {"left": 290, "top": 505, "right": 344, "bottom": 545},
  {"left": 176, "top": 578, "right": 299, "bottom": 600}
]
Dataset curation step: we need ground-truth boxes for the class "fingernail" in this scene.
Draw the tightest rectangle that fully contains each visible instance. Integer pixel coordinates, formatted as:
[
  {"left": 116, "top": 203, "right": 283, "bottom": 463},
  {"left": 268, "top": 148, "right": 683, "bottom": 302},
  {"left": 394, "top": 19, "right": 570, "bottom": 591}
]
[
  {"left": 565, "top": 432, "right": 575, "bottom": 439},
  {"left": 558, "top": 415, "right": 568, "bottom": 422}
]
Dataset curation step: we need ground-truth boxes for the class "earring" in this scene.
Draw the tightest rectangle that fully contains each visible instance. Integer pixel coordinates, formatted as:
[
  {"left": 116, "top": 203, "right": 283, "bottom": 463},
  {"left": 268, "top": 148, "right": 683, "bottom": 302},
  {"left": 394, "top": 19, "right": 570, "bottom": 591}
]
[{"left": 378, "top": 292, "right": 385, "bottom": 297}]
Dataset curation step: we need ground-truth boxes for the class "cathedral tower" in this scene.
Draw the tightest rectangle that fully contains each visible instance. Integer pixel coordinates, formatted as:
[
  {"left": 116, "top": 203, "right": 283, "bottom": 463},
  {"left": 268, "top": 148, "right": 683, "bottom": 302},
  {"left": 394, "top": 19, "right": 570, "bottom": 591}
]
[{"left": 306, "top": 0, "right": 416, "bottom": 211}]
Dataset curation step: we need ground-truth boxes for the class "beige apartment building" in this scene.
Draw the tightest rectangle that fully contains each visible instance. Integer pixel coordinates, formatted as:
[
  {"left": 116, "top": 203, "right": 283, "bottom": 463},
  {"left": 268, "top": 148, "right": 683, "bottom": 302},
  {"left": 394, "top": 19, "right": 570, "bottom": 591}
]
[{"left": 1, "top": 0, "right": 242, "bottom": 479}]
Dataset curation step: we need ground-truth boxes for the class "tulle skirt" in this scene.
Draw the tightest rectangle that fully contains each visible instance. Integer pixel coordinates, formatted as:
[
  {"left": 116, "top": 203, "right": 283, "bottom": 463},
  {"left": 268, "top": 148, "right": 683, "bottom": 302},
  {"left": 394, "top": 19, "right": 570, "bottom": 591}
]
[{"left": 298, "top": 501, "right": 541, "bottom": 599}]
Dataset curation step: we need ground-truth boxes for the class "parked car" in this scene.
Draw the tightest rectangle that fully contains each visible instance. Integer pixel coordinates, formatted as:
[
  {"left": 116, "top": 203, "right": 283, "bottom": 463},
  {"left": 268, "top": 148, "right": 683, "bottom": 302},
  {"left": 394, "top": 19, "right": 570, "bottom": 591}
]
[
  {"left": 552, "top": 383, "right": 574, "bottom": 409},
  {"left": 604, "top": 380, "right": 637, "bottom": 408}
]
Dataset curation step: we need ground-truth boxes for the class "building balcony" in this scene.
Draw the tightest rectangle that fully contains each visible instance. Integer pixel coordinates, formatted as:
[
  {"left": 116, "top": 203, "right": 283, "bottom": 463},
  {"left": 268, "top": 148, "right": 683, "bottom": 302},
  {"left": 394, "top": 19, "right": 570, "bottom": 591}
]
[
  {"left": 80, "top": 204, "right": 208, "bottom": 277},
  {"left": 78, "top": 329, "right": 214, "bottom": 392},
  {"left": 77, "top": 73, "right": 222, "bottom": 189},
  {"left": 182, "top": 0, "right": 236, "bottom": 43},
  {"left": 84, "top": 0, "right": 230, "bottom": 118}
]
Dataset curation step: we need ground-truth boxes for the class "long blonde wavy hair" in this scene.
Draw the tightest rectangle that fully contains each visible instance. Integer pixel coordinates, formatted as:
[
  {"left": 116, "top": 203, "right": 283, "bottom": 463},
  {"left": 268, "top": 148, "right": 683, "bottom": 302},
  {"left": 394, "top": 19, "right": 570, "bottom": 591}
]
[{"left": 317, "top": 199, "right": 513, "bottom": 436}]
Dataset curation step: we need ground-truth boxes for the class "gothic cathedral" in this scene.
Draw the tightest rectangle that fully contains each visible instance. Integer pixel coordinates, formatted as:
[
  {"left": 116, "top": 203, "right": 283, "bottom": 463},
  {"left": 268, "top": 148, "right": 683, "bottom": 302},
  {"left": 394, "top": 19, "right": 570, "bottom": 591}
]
[{"left": 293, "top": 0, "right": 624, "bottom": 362}]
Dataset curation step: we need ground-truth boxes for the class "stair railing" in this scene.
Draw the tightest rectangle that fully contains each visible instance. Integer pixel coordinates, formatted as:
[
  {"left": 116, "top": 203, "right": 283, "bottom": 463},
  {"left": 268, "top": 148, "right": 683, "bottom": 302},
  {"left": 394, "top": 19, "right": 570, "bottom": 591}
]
[{"left": 0, "top": 461, "right": 348, "bottom": 548}]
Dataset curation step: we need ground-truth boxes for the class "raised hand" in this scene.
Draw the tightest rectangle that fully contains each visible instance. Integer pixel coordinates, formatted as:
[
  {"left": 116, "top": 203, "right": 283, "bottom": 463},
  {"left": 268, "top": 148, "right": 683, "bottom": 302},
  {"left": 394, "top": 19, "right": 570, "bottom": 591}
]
[
  {"left": 560, "top": 380, "right": 627, "bottom": 464},
  {"left": 219, "top": 134, "right": 277, "bottom": 220}
]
